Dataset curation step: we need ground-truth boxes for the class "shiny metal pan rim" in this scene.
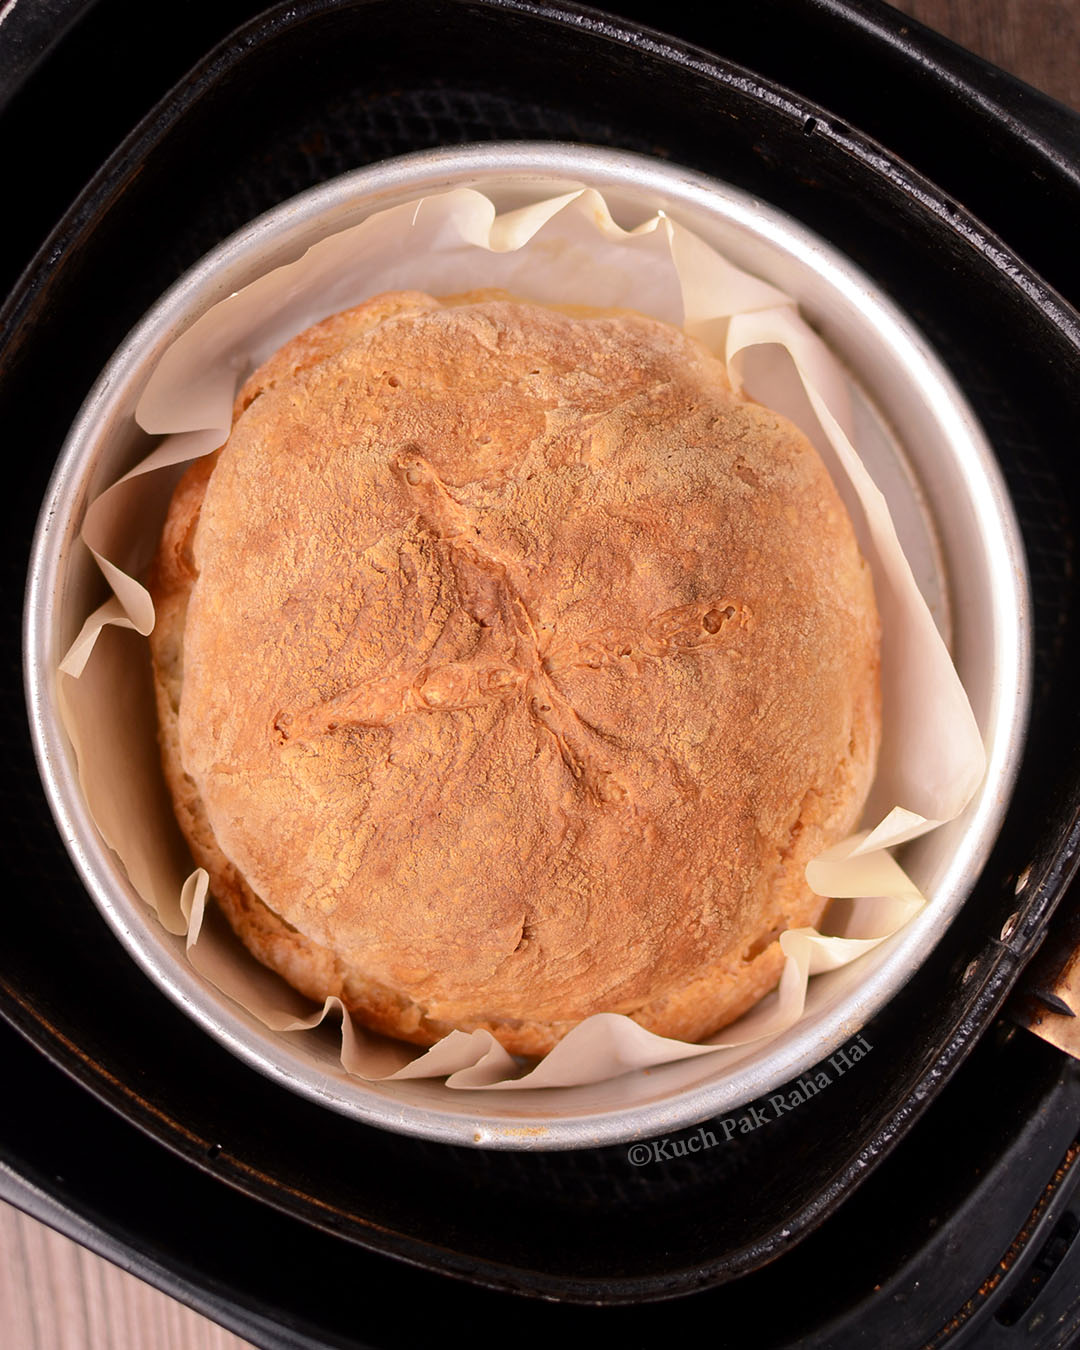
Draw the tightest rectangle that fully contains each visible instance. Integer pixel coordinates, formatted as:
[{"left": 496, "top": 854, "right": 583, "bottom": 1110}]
[{"left": 24, "top": 142, "right": 1031, "bottom": 1149}]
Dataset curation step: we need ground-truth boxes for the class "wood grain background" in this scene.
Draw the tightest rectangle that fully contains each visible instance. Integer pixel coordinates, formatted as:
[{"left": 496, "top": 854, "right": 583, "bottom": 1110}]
[{"left": 4, "top": 2, "right": 1078, "bottom": 1347}]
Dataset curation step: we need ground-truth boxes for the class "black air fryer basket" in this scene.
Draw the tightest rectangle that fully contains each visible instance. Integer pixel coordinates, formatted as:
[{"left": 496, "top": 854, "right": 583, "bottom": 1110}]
[{"left": 2, "top": 2, "right": 1080, "bottom": 1346}]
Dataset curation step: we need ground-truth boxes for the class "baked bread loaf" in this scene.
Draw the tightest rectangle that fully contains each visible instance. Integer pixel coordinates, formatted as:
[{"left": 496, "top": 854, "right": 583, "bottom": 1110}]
[{"left": 148, "top": 289, "right": 881, "bottom": 1056}]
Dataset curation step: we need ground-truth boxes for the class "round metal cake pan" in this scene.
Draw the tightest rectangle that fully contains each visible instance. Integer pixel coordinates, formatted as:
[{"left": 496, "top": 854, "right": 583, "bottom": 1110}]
[{"left": 24, "top": 142, "right": 1031, "bottom": 1150}]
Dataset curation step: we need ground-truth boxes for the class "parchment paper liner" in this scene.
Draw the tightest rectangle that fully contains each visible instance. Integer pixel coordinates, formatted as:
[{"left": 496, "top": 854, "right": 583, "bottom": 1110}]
[{"left": 57, "top": 186, "right": 986, "bottom": 1091}]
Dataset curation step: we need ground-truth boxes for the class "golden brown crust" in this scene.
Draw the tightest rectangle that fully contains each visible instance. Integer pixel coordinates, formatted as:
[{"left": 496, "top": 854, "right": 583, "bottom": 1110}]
[{"left": 148, "top": 290, "right": 881, "bottom": 1056}]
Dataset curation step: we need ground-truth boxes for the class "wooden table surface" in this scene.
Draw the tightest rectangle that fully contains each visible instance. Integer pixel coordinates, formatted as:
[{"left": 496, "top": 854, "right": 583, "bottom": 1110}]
[{"left": 4, "top": 3, "right": 1079, "bottom": 1348}]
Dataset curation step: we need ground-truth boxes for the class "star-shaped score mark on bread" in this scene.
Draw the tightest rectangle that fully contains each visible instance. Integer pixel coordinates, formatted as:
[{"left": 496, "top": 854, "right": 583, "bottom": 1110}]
[{"left": 273, "top": 449, "right": 753, "bottom": 810}]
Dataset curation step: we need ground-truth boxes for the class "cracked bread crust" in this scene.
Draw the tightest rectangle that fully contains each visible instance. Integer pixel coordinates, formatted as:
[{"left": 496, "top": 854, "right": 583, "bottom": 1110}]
[{"left": 147, "top": 290, "right": 881, "bottom": 1057}]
